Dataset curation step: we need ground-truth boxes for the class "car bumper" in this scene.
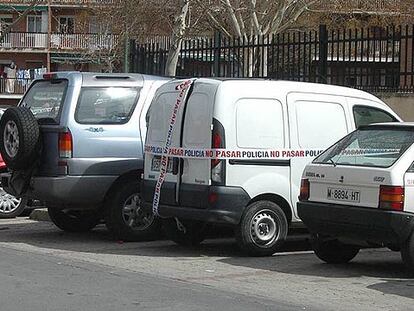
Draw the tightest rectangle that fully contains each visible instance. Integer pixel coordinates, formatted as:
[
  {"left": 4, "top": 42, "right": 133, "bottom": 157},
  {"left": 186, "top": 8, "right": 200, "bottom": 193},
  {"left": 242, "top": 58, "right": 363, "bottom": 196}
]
[
  {"left": 141, "top": 180, "right": 251, "bottom": 225},
  {"left": 2, "top": 173, "right": 116, "bottom": 207},
  {"left": 297, "top": 201, "right": 414, "bottom": 246}
]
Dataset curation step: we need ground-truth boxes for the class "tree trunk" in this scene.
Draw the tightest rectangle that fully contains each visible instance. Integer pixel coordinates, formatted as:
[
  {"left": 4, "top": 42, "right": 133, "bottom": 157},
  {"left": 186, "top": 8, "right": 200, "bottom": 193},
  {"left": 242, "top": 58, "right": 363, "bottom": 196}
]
[{"left": 164, "top": 0, "right": 190, "bottom": 76}]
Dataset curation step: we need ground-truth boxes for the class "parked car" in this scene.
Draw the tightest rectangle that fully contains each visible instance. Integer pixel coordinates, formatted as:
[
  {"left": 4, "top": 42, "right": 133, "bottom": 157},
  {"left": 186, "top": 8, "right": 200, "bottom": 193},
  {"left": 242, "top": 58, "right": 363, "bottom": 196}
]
[
  {"left": 298, "top": 123, "right": 414, "bottom": 271},
  {"left": 0, "top": 72, "right": 169, "bottom": 240},
  {"left": 142, "top": 78, "right": 401, "bottom": 256}
]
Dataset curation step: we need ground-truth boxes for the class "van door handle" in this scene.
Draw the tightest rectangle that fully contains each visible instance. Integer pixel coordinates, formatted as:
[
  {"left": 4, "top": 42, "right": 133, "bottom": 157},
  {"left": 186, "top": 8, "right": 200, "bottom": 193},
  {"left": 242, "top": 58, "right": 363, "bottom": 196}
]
[{"left": 172, "top": 158, "right": 180, "bottom": 175}]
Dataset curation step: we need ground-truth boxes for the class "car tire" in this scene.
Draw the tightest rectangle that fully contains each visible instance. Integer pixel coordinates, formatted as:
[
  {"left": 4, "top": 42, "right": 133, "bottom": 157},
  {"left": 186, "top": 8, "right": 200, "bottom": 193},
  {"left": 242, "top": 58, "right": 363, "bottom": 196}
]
[
  {"left": 104, "top": 180, "right": 161, "bottom": 242},
  {"left": 48, "top": 206, "right": 101, "bottom": 233},
  {"left": 235, "top": 200, "right": 288, "bottom": 257},
  {"left": 312, "top": 235, "right": 360, "bottom": 264},
  {"left": 401, "top": 231, "right": 414, "bottom": 273},
  {"left": 162, "top": 218, "right": 208, "bottom": 246},
  {"left": 0, "top": 107, "right": 40, "bottom": 170},
  {"left": 0, "top": 185, "right": 27, "bottom": 218}
]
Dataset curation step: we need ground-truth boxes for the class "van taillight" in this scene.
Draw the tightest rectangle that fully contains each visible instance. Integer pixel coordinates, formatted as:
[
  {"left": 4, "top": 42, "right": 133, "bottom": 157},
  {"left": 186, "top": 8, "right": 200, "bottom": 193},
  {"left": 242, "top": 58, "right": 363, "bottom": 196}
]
[
  {"left": 59, "top": 131, "right": 73, "bottom": 158},
  {"left": 299, "top": 179, "right": 310, "bottom": 201},
  {"left": 211, "top": 119, "right": 225, "bottom": 185},
  {"left": 379, "top": 185, "right": 404, "bottom": 211}
]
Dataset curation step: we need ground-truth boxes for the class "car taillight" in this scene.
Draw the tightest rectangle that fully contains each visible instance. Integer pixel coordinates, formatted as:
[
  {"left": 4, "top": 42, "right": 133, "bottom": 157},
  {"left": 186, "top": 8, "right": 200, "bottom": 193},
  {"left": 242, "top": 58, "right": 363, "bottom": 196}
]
[
  {"left": 59, "top": 131, "right": 73, "bottom": 158},
  {"left": 211, "top": 119, "right": 225, "bottom": 185},
  {"left": 379, "top": 185, "right": 404, "bottom": 211},
  {"left": 299, "top": 179, "right": 310, "bottom": 201}
]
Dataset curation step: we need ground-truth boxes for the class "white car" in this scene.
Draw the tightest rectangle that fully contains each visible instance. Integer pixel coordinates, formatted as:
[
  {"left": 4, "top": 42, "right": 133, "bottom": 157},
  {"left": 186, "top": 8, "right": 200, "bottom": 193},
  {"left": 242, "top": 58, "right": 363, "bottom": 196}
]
[
  {"left": 298, "top": 123, "right": 414, "bottom": 271},
  {"left": 142, "top": 78, "right": 401, "bottom": 256}
]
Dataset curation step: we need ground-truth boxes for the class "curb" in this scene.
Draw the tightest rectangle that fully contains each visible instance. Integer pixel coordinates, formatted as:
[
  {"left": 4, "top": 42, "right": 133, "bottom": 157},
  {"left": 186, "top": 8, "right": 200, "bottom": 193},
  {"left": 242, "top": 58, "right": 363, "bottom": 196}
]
[{"left": 29, "top": 208, "right": 51, "bottom": 222}]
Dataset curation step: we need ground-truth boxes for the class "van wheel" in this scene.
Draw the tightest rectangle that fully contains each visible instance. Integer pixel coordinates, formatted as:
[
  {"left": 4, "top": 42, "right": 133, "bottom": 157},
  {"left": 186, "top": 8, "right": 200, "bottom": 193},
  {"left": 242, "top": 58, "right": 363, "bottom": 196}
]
[
  {"left": 235, "top": 201, "right": 288, "bottom": 256},
  {"left": 104, "top": 180, "right": 161, "bottom": 242},
  {"left": 48, "top": 207, "right": 101, "bottom": 233},
  {"left": 162, "top": 218, "right": 208, "bottom": 246},
  {"left": 0, "top": 107, "right": 40, "bottom": 170},
  {"left": 312, "top": 235, "right": 359, "bottom": 264},
  {"left": 401, "top": 231, "right": 414, "bottom": 273}
]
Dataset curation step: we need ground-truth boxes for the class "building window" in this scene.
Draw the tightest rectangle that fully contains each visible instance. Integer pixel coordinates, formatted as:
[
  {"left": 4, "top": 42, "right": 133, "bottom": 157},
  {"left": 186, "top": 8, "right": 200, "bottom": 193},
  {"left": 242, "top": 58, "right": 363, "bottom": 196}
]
[
  {"left": 0, "top": 15, "right": 13, "bottom": 31},
  {"left": 27, "top": 15, "right": 42, "bottom": 33},
  {"left": 58, "top": 17, "right": 75, "bottom": 34}
]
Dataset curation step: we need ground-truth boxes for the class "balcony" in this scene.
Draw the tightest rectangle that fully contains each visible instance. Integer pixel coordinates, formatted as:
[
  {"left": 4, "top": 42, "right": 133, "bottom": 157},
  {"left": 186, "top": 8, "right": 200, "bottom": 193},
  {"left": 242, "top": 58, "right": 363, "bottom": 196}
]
[
  {"left": 0, "top": 32, "right": 118, "bottom": 51},
  {"left": 0, "top": 78, "right": 31, "bottom": 96}
]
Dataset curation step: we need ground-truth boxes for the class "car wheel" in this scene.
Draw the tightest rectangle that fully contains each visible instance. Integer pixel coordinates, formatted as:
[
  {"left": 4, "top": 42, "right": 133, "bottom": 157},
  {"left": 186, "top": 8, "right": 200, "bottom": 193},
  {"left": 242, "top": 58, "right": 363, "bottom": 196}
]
[
  {"left": 312, "top": 235, "right": 359, "bottom": 264},
  {"left": 401, "top": 231, "right": 414, "bottom": 273},
  {"left": 235, "top": 200, "right": 288, "bottom": 256},
  {"left": 162, "top": 218, "right": 208, "bottom": 246},
  {"left": 0, "top": 107, "right": 40, "bottom": 170},
  {"left": 104, "top": 180, "right": 161, "bottom": 242},
  {"left": 48, "top": 206, "right": 101, "bottom": 233},
  {"left": 0, "top": 186, "right": 27, "bottom": 218}
]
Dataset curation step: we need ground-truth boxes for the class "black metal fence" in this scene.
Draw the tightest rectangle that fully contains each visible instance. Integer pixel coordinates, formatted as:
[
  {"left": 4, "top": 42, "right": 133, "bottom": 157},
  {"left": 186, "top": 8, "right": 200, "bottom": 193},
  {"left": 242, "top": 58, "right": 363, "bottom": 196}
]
[{"left": 130, "top": 25, "right": 414, "bottom": 93}]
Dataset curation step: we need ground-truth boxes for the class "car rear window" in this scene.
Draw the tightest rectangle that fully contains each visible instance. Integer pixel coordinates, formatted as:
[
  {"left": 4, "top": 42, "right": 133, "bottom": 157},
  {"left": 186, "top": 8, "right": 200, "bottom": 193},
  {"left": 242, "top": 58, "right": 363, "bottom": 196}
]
[
  {"left": 75, "top": 87, "right": 140, "bottom": 124},
  {"left": 314, "top": 128, "right": 414, "bottom": 168},
  {"left": 20, "top": 79, "right": 68, "bottom": 123}
]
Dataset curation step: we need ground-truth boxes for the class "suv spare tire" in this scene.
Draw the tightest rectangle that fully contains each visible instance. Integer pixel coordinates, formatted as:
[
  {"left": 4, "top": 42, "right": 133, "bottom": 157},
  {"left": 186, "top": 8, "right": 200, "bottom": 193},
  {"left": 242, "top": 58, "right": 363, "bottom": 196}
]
[{"left": 0, "top": 107, "right": 40, "bottom": 170}]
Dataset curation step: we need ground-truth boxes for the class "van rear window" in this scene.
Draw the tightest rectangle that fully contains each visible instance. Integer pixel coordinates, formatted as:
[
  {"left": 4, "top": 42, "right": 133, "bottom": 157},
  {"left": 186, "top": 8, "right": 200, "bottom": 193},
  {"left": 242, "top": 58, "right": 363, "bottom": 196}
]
[
  {"left": 20, "top": 79, "right": 68, "bottom": 123},
  {"left": 75, "top": 87, "right": 140, "bottom": 124}
]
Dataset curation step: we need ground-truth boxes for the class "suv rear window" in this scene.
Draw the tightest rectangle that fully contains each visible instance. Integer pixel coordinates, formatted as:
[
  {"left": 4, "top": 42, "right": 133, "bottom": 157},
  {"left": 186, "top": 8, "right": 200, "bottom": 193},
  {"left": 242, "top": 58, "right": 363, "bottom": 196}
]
[
  {"left": 20, "top": 79, "right": 68, "bottom": 123},
  {"left": 75, "top": 87, "right": 139, "bottom": 124},
  {"left": 314, "top": 128, "right": 414, "bottom": 168}
]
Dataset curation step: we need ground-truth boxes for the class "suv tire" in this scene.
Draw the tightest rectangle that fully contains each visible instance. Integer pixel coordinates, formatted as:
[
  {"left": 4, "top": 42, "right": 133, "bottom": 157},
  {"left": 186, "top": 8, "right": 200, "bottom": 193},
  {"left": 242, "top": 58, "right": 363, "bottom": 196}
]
[
  {"left": 48, "top": 206, "right": 101, "bottom": 232},
  {"left": 236, "top": 201, "right": 288, "bottom": 257},
  {"left": 162, "top": 218, "right": 208, "bottom": 246},
  {"left": 0, "top": 107, "right": 39, "bottom": 170},
  {"left": 104, "top": 180, "right": 161, "bottom": 242},
  {"left": 312, "top": 235, "right": 359, "bottom": 264}
]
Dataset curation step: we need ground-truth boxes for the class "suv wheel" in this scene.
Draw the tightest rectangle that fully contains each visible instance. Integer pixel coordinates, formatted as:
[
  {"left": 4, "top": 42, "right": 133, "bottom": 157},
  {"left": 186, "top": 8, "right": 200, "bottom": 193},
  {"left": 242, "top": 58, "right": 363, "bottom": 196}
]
[
  {"left": 235, "top": 200, "right": 288, "bottom": 256},
  {"left": 104, "top": 180, "right": 161, "bottom": 242},
  {"left": 0, "top": 186, "right": 27, "bottom": 218},
  {"left": 48, "top": 206, "right": 101, "bottom": 233},
  {"left": 162, "top": 218, "right": 208, "bottom": 246},
  {"left": 312, "top": 235, "right": 359, "bottom": 264},
  {"left": 0, "top": 107, "right": 40, "bottom": 170}
]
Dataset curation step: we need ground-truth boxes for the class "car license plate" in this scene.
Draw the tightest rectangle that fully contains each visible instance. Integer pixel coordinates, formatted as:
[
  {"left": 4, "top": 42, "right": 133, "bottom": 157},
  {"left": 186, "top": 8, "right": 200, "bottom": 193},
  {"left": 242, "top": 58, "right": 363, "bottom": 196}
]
[
  {"left": 151, "top": 156, "right": 173, "bottom": 173},
  {"left": 327, "top": 188, "right": 360, "bottom": 203}
]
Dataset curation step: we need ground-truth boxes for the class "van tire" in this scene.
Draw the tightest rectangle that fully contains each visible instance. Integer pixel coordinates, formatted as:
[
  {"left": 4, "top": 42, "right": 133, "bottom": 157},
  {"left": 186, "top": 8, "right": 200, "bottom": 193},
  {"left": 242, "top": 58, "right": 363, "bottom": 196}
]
[
  {"left": 104, "top": 180, "right": 161, "bottom": 242},
  {"left": 401, "top": 231, "right": 414, "bottom": 273},
  {"left": 162, "top": 218, "right": 208, "bottom": 246},
  {"left": 312, "top": 235, "right": 359, "bottom": 264},
  {"left": 48, "top": 206, "right": 101, "bottom": 233},
  {"left": 0, "top": 107, "right": 40, "bottom": 170},
  {"left": 235, "top": 201, "right": 288, "bottom": 256}
]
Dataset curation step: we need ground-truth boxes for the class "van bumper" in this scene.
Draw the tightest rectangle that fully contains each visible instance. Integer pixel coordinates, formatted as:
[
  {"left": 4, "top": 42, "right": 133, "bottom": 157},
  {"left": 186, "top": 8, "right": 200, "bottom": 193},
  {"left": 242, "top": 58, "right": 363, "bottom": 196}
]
[
  {"left": 2, "top": 173, "right": 116, "bottom": 207},
  {"left": 141, "top": 180, "right": 250, "bottom": 225},
  {"left": 298, "top": 201, "right": 414, "bottom": 246}
]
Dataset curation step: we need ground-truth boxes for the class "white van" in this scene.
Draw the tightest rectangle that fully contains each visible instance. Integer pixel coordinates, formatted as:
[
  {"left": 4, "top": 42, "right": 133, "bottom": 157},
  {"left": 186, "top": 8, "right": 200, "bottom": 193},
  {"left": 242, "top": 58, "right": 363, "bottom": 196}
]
[{"left": 142, "top": 78, "right": 401, "bottom": 256}]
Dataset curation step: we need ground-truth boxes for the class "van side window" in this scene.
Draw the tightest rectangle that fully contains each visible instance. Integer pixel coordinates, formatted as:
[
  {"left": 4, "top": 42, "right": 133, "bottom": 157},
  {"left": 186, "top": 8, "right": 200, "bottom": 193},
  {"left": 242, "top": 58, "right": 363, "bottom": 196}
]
[
  {"left": 75, "top": 87, "right": 140, "bottom": 124},
  {"left": 236, "top": 99, "right": 284, "bottom": 148},
  {"left": 295, "top": 101, "right": 347, "bottom": 149},
  {"left": 353, "top": 105, "right": 397, "bottom": 127}
]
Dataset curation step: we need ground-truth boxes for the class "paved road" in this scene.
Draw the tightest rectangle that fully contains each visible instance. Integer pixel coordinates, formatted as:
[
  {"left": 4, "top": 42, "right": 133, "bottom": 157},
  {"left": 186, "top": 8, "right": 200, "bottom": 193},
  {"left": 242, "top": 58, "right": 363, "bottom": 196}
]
[{"left": 1, "top": 218, "right": 414, "bottom": 311}]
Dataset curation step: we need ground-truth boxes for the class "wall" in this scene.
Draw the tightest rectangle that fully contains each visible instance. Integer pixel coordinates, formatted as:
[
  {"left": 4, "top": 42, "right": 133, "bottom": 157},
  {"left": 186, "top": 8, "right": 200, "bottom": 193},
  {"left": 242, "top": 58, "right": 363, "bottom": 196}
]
[
  {"left": 0, "top": 53, "right": 47, "bottom": 70},
  {"left": 379, "top": 93, "right": 414, "bottom": 121}
]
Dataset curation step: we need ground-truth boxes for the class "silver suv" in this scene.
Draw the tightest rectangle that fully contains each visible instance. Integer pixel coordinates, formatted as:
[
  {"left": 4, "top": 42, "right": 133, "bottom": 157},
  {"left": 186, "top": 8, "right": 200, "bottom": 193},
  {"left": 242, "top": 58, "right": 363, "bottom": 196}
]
[{"left": 0, "top": 72, "right": 169, "bottom": 241}]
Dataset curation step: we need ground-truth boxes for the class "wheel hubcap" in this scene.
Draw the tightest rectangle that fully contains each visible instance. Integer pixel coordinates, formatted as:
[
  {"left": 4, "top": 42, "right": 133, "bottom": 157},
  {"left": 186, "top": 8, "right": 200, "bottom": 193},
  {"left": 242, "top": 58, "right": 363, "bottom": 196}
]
[
  {"left": 4, "top": 120, "right": 19, "bottom": 158},
  {"left": 0, "top": 187, "right": 22, "bottom": 214},
  {"left": 122, "top": 194, "right": 154, "bottom": 231},
  {"left": 249, "top": 209, "right": 279, "bottom": 247}
]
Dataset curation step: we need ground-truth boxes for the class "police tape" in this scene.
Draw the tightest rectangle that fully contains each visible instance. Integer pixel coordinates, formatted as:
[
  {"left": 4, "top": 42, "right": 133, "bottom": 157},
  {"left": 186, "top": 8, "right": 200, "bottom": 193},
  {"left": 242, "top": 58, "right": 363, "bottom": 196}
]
[
  {"left": 145, "top": 145, "right": 324, "bottom": 159},
  {"left": 152, "top": 79, "right": 194, "bottom": 216}
]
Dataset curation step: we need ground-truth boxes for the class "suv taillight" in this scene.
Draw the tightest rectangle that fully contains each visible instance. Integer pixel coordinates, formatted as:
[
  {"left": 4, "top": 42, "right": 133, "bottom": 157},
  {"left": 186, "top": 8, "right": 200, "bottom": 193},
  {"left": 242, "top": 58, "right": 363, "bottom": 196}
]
[
  {"left": 59, "top": 131, "right": 73, "bottom": 158},
  {"left": 211, "top": 119, "right": 225, "bottom": 185},
  {"left": 379, "top": 185, "right": 404, "bottom": 211},
  {"left": 299, "top": 179, "right": 310, "bottom": 201}
]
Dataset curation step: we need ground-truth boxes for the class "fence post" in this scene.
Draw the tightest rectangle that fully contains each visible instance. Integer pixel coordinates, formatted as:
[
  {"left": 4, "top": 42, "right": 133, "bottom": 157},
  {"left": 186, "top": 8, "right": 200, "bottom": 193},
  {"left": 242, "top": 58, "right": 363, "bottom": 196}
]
[
  {"left": 129, "top": 39, "right": 136, "bottom": 73},
  {"left": 213, "top": 31, "right": 222, "bottom": 77},
  {"left": 318, "top": 24, "right": 328, "bottom": 83}
]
